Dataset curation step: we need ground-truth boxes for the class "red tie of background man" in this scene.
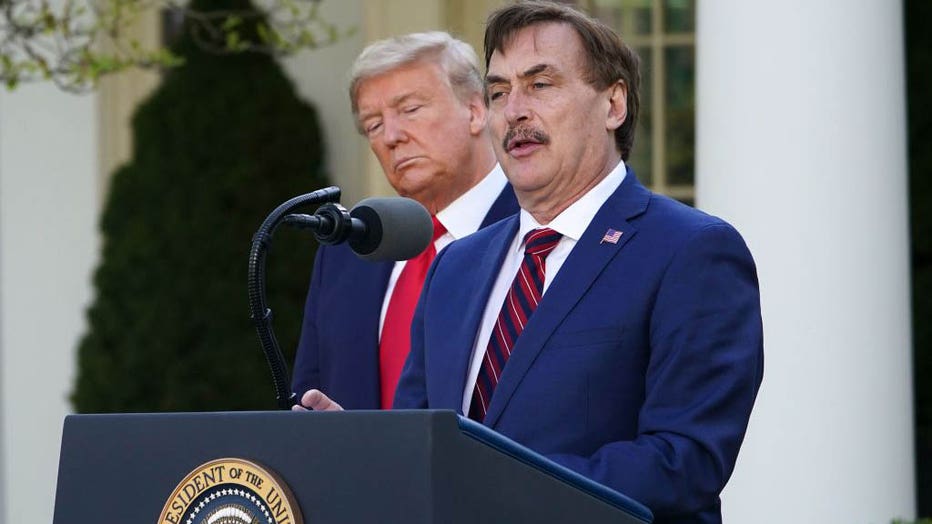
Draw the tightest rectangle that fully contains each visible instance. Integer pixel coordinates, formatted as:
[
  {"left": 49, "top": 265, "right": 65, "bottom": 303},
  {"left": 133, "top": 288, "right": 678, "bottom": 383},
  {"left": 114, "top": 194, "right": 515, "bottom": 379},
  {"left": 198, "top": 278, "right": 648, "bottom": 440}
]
[
  {"left": 379, "top": 216, "right": 447, "bottom": 409},
  {"left": 469, "top": 228, "right": 563, "bottom": 421}
]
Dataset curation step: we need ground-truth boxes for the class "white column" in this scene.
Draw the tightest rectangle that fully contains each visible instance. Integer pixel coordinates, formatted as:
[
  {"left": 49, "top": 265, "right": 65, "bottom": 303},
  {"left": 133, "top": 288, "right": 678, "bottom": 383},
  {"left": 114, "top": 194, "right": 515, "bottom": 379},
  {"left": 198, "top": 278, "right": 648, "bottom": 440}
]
[
  {"left": 696, "top": 1, "right": 914, "bottom": 522},
  {"left": 0, "top": 84, "right": 99, "bottom": 524}
]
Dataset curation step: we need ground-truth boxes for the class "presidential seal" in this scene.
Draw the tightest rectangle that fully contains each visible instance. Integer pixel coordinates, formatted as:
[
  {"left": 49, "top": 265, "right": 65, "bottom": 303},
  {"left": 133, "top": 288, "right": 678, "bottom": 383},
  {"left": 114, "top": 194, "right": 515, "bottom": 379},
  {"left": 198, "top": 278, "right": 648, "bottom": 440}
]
[{"left": 158, "top": 458, "right": 302, "bottom": 524}]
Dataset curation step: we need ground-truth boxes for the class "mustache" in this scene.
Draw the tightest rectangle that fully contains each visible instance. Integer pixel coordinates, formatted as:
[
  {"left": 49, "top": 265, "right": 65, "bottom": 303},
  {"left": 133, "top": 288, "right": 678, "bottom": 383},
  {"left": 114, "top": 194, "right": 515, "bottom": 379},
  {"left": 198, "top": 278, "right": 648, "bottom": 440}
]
[{"left": 502, "top": 125, "right": 550, "bottom": 150}]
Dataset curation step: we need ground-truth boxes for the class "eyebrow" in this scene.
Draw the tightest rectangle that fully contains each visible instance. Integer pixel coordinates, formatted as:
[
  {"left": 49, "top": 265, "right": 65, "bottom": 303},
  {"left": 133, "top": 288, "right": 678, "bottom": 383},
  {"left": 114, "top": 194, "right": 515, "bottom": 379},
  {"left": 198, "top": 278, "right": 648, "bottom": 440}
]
[
  {"left": 388, "top": 92, "right": 420, "bottom": 107},
  {"left": 359, "top": 92, "right": 423, "bottom": 121},
  {"left": 486, "top": 63, "right": 556, "bottom": 85}
]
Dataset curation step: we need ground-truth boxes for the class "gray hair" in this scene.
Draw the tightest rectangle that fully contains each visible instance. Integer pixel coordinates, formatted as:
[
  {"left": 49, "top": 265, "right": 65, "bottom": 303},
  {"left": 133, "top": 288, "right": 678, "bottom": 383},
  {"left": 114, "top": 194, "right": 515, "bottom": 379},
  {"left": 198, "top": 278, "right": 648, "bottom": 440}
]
[{"left": 349, "top": 31, "right": 484, "bottom": 130}]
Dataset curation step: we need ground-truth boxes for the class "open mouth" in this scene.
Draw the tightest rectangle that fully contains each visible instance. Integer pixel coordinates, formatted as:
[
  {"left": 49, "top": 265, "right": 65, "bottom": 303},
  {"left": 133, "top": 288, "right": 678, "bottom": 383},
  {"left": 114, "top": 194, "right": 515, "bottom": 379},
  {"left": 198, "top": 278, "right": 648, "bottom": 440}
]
[
  {"left": 507, "top": 139, "right": 543, "bottom": 156},
  {"left": 503, "top": 127, "right": 549, "bottom": 157}
]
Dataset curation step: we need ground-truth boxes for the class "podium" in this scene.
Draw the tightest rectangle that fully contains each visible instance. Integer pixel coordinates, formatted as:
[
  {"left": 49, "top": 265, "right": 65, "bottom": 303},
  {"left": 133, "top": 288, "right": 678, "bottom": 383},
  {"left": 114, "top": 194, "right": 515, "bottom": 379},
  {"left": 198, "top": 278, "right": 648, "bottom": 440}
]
[{"left": 53, "top": 410, "right": 652, "bottom": 523}]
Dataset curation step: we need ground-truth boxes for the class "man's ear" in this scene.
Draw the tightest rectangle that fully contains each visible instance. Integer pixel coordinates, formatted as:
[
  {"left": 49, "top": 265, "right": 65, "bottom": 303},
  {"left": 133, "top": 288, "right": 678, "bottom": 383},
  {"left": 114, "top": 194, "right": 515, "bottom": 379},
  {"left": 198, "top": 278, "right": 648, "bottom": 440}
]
[
  {"left": 468, "top": 95, "right": 489, "bottom": 135},
  {"left": 606, "top": 80, "right": 628, "bottom": 131}
]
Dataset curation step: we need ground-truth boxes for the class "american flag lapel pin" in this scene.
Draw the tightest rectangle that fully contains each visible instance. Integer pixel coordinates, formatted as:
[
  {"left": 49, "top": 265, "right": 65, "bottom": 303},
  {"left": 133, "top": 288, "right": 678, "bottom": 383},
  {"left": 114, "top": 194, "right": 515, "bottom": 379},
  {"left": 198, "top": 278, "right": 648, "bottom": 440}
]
[{"left": 600, "top": 228, "right": 623, "bottom": 245}]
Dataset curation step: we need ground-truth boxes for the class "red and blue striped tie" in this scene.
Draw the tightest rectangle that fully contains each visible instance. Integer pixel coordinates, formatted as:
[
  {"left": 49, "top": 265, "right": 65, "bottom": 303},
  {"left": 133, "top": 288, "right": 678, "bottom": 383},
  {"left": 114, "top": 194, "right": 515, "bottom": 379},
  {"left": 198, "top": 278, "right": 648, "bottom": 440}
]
[{"left": 469, "top": 228, "right": 562, "bottom": 422}]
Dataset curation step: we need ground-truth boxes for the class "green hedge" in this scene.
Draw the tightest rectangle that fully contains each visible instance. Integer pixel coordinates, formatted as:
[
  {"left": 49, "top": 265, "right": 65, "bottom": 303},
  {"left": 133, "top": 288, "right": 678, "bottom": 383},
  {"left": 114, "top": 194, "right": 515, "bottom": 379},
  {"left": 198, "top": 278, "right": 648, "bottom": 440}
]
[{"left": 71, "top": 0, "right": 328, "bottom": 412}]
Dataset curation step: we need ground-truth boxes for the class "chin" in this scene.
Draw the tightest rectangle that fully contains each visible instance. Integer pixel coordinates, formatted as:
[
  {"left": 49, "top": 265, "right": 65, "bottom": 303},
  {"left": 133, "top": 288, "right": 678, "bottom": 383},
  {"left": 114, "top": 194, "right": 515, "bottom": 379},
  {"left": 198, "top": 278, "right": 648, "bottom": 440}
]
[
  {"left": 391, "top": 169, "right": 427, "bottom": 191},
  {"left": 505, "top": 164, "right": 545, "bottom": 185},
  {"left": 396, "top": 180, "right": 436, "bottom": 203}
]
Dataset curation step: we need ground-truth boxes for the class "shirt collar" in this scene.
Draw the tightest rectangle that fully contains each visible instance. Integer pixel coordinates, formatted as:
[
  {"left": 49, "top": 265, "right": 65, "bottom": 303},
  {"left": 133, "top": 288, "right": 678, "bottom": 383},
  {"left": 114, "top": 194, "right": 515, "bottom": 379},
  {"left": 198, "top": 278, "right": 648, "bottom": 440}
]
[
  {"left": 516, "top": 160, "right": 627, "bottom": 250},
  {"left": 436, "top": 164, "right": 507, "bottom": 240}
]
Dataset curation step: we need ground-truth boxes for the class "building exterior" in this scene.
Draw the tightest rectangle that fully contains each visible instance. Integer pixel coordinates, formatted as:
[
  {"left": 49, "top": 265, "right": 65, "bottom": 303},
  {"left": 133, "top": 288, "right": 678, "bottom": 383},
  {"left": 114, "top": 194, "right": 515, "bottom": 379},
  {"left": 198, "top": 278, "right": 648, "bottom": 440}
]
[{"left": 0, "top": 1, "right": 914, "bottom": 522}]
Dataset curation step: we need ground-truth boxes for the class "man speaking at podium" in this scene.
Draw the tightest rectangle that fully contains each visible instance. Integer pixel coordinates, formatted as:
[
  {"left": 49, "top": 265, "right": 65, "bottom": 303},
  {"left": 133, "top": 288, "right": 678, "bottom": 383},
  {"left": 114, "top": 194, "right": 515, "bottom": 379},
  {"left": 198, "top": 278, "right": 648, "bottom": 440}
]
[
  {"left": 291, "top": 32, "right": 519, "bottom": 410},
  {"left": 296, "top": 3, "right": 763, "bottom": 522}
]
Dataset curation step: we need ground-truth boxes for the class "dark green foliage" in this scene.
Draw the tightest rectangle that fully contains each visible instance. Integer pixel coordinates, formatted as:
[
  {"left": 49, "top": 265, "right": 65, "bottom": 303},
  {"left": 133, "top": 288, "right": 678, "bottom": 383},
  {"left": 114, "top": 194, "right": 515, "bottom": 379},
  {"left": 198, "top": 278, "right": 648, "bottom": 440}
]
[
  {"left": 909, "top": 4, "right": 932, "bottom": 260},
  {"left": 909, "top": 0, "right": 932, "bottom": 515},
  {"left": 71, "top": 0, "right": 327, "bottom": 412}
]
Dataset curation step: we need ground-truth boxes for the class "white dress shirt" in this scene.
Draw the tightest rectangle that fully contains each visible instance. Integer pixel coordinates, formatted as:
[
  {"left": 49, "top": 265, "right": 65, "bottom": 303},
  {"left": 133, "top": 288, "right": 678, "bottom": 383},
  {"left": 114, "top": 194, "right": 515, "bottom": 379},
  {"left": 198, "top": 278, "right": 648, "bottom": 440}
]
[
  {"left": 378, "top": 164, "right": 509, "bottom": 338},
  {"left": 461, "top": 161, "right": 627, "bottom": 414}
]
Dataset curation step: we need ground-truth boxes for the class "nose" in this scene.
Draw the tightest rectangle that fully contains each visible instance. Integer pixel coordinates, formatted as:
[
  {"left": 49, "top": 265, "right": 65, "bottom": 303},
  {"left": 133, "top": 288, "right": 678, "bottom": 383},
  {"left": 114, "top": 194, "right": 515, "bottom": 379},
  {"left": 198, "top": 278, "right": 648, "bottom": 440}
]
[
  {"left": 381, "top": 114, "right": 408, "bottom": 148},
  {"left": 503, "top": 89, "right": 531, "bottom": 126}
]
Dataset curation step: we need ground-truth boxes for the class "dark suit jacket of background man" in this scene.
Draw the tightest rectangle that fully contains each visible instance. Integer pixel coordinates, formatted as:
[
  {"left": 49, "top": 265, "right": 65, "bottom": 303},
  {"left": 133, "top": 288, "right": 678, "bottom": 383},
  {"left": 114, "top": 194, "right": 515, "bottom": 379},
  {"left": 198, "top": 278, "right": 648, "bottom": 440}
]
[
  {"left": 394, "top": 171, "right": 763, "bottom": 524},
  {"left": 291, "top": 185, "right": 519, "bottom": 409}
]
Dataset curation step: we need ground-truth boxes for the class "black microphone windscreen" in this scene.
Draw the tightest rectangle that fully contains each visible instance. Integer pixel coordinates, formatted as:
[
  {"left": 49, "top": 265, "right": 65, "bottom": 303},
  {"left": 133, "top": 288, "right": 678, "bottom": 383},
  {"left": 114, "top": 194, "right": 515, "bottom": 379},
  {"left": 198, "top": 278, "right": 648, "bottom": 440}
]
[{"left": 348, "top": 197, "right": 432, "bottom": 261}]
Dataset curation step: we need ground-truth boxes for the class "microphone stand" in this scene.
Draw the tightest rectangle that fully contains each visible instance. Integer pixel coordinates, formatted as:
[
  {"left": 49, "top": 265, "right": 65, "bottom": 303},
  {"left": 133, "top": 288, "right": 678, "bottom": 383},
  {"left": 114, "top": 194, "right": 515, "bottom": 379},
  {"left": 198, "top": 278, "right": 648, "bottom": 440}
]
[{"left": 248, "top": 186, "right": 349, "bottom": 410}]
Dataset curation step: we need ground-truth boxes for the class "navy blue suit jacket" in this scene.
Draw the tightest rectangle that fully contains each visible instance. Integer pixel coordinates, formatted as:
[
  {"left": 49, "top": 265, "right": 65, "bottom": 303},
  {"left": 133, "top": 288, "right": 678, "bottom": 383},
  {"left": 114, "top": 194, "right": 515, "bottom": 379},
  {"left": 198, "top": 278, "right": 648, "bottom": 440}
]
[
  {"left": 291, "top": 185, "right": 519, "bottom": 409},
  {"left": 394, "top": 173, "right": 763, "bottom": 524}
]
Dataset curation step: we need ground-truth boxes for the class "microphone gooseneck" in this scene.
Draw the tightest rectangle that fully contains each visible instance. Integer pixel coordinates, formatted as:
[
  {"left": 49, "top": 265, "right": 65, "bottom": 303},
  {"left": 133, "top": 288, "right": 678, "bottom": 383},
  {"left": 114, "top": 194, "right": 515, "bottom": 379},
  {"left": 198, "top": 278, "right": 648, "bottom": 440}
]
[
  {"left": 248, "top": 186, "right": 343, "bottom": 410},
  {"left": 249, "top": 187, "right": 432, "bottom": 409}
]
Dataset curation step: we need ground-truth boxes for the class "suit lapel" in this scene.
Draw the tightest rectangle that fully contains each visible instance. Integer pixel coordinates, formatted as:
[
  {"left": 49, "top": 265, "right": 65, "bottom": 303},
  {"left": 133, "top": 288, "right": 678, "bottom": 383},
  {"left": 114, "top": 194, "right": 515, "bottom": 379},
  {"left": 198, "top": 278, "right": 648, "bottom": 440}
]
[
  {"left": 482, "top": 174, "right": 651, "bottom": 428},
  {"left": 433, "top": 218, "right": 520, "bottom": 412},
  {"left": 481, "top": 184, "right": 519, "bottom": 228},
  {"left": 357, "top": 259, "right": 394, "bottom": 405}
]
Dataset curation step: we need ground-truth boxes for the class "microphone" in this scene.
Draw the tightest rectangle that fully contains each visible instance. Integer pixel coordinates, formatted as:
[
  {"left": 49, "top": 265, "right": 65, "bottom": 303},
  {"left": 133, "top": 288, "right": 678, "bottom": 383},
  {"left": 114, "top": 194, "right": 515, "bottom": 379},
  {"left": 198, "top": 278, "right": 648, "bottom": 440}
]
[
  {"left": 283, "top": 197, "right": 433, "bottom": 261},
  {"left": 348, "top": 197, "right": 433, "bottom": 261},
  {"left": 249, "top": 187, "right": 432, "bottom": 410}
]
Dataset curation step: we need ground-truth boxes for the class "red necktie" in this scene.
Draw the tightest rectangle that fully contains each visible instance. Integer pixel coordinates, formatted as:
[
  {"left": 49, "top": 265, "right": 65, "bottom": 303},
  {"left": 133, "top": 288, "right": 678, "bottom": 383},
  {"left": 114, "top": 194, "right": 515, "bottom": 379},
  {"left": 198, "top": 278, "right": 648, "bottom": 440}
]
[
  {"left": 379, "top": 216, "right": 447, "bottom": 409},
  {"left": 469, "top": 228, "right": 562, "bottom": 421}
]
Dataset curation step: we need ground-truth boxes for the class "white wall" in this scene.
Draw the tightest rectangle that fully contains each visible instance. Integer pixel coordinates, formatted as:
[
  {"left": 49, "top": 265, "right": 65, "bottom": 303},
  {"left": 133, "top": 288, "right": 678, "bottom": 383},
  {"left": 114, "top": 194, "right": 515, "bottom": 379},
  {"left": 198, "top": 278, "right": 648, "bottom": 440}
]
[
  {"left": 0, "top": 84, "right": 99, "bottom": 524},
  {"left": 697, "top": 1, "right": 914, "bottom": 521}
]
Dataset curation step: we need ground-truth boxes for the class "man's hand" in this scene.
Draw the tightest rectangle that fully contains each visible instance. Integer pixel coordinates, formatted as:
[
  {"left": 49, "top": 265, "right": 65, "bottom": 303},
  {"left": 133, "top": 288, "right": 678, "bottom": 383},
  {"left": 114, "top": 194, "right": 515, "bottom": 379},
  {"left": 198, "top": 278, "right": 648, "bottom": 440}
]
[{"left": 291, "top": 389, "right": 344, "bottom": 411}]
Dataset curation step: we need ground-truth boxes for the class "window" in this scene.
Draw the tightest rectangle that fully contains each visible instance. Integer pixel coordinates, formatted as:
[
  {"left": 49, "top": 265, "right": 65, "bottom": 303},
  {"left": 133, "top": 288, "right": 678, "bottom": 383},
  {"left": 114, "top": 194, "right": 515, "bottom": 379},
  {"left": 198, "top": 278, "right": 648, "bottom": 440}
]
[{"left": 575, "top": 0, "right": 696, "bottom": 204}]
